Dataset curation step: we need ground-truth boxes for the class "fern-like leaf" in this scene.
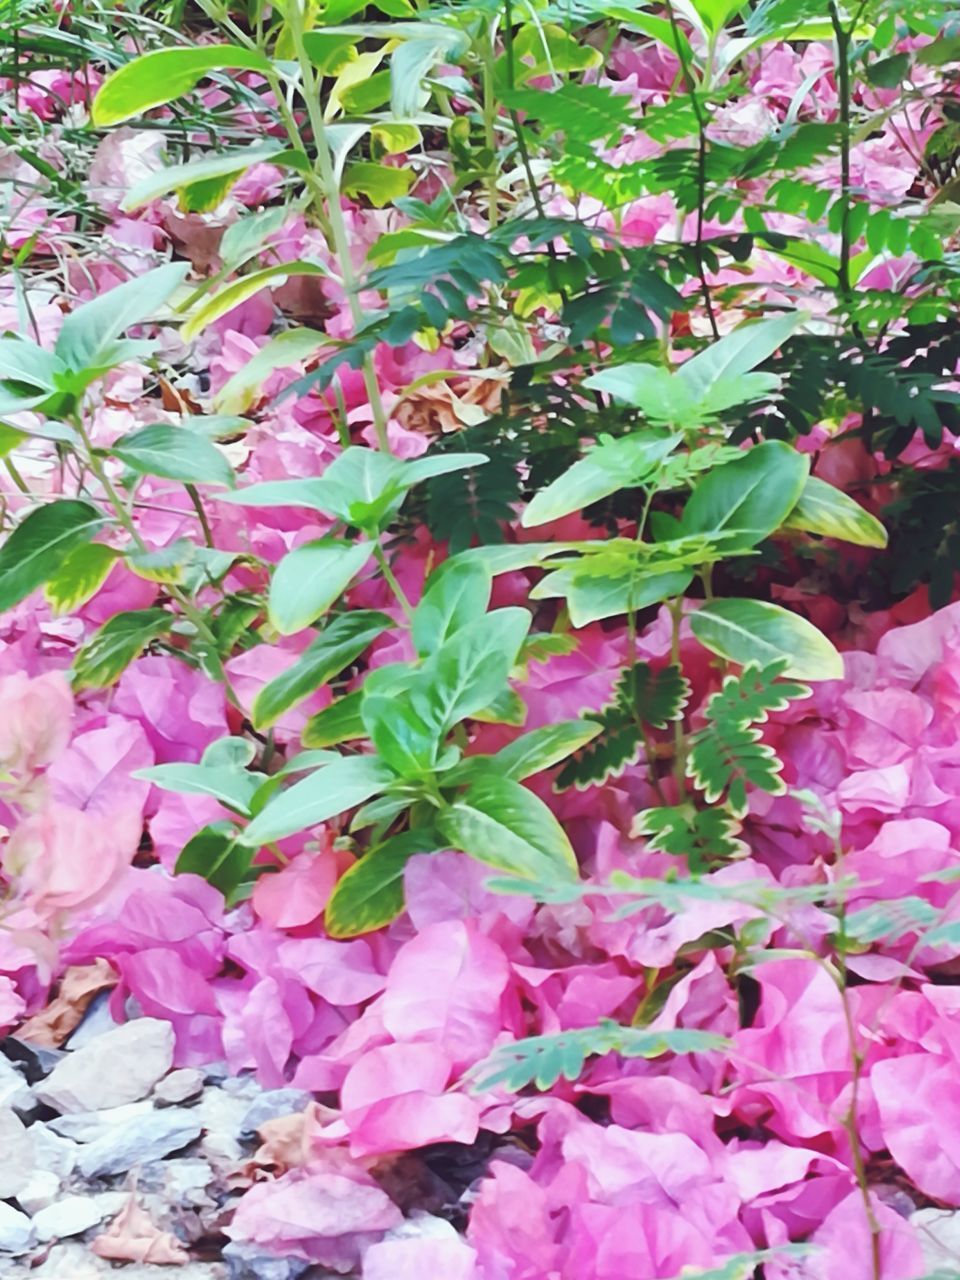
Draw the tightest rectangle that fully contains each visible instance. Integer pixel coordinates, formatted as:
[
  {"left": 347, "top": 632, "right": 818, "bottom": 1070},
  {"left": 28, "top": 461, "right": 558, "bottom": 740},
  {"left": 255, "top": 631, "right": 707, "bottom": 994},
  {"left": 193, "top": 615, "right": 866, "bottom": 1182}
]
[
  {"left": 633, "top": 803, "right": 746, "bottom": 873},
  {"left": 555, "top": 663, "right": 690, "bottom": 790},
  {"left": 469, "top": 1020, "right": 727, "bottom": 1093},
  {"left": 686, "top": 662, "right": 809, "bottom": 817}
]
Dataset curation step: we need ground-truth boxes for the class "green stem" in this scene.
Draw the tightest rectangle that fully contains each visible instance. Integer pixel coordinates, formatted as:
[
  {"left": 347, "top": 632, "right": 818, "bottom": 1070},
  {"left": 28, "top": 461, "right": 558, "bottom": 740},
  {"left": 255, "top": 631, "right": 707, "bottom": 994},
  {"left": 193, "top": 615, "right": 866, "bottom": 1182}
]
[
  {"left": 3, "top": 457, "right": 29, "bottom": 495},
  {"left": 372, "top": 541, "right": 414, "bottom": 619},
  {"left": 285, "top": 0, "right": 392, "bottom": 453},
  {"left": 829, "top": 2, "right": 852, "bottom": 301},
  {"left": 185, "top": 483, "right": 215, "bottom": 548},
  {"left": 481, "top": 32, "right": 500, "bottom": 229},
  {"left": 669, "top": 596, "right": 686, "bottom": 793}
]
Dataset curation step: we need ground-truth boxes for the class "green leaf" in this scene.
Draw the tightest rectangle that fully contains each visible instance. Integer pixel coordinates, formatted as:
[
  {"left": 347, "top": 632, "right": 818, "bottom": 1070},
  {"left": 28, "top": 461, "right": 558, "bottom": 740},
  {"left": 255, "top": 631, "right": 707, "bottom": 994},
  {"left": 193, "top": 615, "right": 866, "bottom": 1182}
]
[
  {"left": 521, "top": 433, "right": 681, "bottom": 528},
  {"left": 325, "top": 830, "right": 439, "bottom": 938},
  {"left": 390, "top": 28, "right": 466, "bottom": 114},
  {"left": 92, "top": 45, "right": 273, "bottom": 126},
  {"left": 121, "top": 143, "right": 289, "bottom": 211},
  {"left": 680, "top": 440, "right": 809, "bottom": 549},
  {"left": 72, "top": 608, "right": 174, "bottom": 691},
  {"left": 175, "top": 821, "right": 252, "bottom": 903},
  {"left": 136, "top": 749, "right": 264, "bottom": 815},
  {"left": 268, "top": 539, "right": 374, "bottom": 636},
  {"left": 181, "top": 262, "right": 330, "bottom": 341},
  {"left": 361, "top": 693, "right": 440, "bottom": 776},
  {"left": 0, "top": 501, "right": 105, "bottom": 613},
  {"left": 44, "top": 543, "right": 117, "bottom": 615},
  {"left": 342, "top": 162, "right": 414, "bottom": 207},
  {"left": 213, "top": 329, "right": 327, "bottom": 415},
  {"left": 412, "top": 558, "right": 492, "bottom": 657},
  {"left": 690, "top": 599, "right": 843, "bottom": 680},
  {"left": 480, "top": 720, "right": 605, "bottom": 781},
  {"left": 412, "top": 607, "right": 531, "bottom": 735},
  {"left": 784, "top": 475, "right": 887, "bottom": 548},
  {"left": 240, "top": 753, "right": 395, "bottom": 846},
  {"left": 675, "top": 311, "right": 804, "bottom": 402},
  {"left": 469, "top": 1021, "right": 727, "bottom": 1092},
  {"left": 301, "top": 690, "right": 367, "bottom": 747},
  {"left": 252, "top": 610, "right": 390, "bottom": 730},
  {"left": 0, "top": 337, "right": 65, "bottom": 409},
  {"left": 54, "top": 264, "right": 189, "bottom": 372},
  {"left": 633, "top": 804, "right": 746, "bottom": 872},
  {"left": 439, "top": 775, "right": 578, "bottom": 880},
  {"left": 534, "top": 563, "right": 692, "bottom": 627},
  {"left": 111, "top": 423, "right": 235, "bottom": 488},
  {"left": 690, "top": 0, "right": 743, "bottom": 33}
]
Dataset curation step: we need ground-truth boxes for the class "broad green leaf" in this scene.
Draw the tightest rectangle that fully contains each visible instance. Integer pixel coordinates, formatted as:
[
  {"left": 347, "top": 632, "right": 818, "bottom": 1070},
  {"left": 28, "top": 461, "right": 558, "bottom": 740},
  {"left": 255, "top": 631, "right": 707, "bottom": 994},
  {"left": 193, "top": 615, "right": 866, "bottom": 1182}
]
[
  {"left": 784, "top": 475, "right": 887, "bottom": 548},
  {"left": 492, "top": 721, "right": 605, "bottom": 780},
  {"left": 252, "top": 610, "right": 391, "bottom": 730},
  {"left": 522, "top": 434, "right": 680, "bottom": 528},
  {"left": 121, "top": 143, "right": 289, "bottom": 211},
  {"left": 675, "top": 311, "right": 805, "bottom": 401},
  {"left": 533, "top": 564, "right": 692, "bottom": 627},
  {"left": 240, "top": 753, "right": 395, "bottom": 845},
  {"left": 412, "top": 607, "right": 531, "bottom": 734},
  {"left": 690, "top": 599, "right": 843, "bottom": 680},
  {"left": 689, "top": 0, "right": 743, "bottom": 33},
  {"left": 390, "top": 28, "right": 466, "bottom": 114},
  {"left": 680, "top": 440, "right": 809, "bottom": 549},
  {"left": 136, "top": 759, "right": 263, "bottom": 815},
  {"left": 438, "top": 775, "right": 578, "bottom": 879},
  {"left": 301, "top": 689, "right": 366, "bottom": 747},
  {"left": 175, "top": 821, "right": 252, "bottom": 903},
  {"left": 44, "top": 543, "right": 117, "bottom": 615},
  {"left": 342, "top": 162, "right": 414, "bottom": 207},
  {"left": 412, "top": 558, "right": 492, "bottom": 657},
  {"left": 54, "top": 263, "right": 189, "bottom": 372},
  {"left": 213, "top": 329, "right": 327, "bottom": 415},
  {"left": 181, "top": 262, "right": 330, "bottom": 341},
  {"left": 0, "top": 501, "right": 105, "bottom": 613},
  {"left": 361, "top": 693, "right": 439, "bottom": 776},
  {"left": 92, "top": 46, "right": 273, "bottom": 126},
  {"left": 583, "top": 363, "right": 697, "bottom": 423},
  {"left": 268, "top": 539, "right": 374, "bottom": 636},
  {"left": 111, "top": 423, "right": 235, "bottom": 488},
  {"left": 325, "top": 829, "right": 440, "bottom": 937},
  {"left": 72, "top": 608, "right": 174, "bottom": 690},
  {"left": 0, "top": 337, "right": 65, "bottom": 399}
]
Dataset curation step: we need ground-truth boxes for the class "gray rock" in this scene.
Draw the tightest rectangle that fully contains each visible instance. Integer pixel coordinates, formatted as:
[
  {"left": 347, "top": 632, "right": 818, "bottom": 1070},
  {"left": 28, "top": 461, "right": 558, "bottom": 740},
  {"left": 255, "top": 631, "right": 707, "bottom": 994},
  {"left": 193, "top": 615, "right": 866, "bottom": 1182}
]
[
  {"left": 63, "top": 992, "right": 121, "bottom": 1050},
  {"left": 31, "top": 1127, "right": 78, "bottom": 1179},
  {"left": 0, "top": 1056, "right": 33, "bottom": 1113},
  {"left": 35, "top": 1018, "right": 174, "bottom": 1114},
  {"left": 195, "top": 1087, "right": 251, "bottom": 1162},
  {"left": 0, "top": 1108, "right": 33, "bottom": 1198},
  {"left": 1, "top": 1038, "right": 66, "bottom": 1084},
  {"left": 0, "top": 1202, "right": 35, "bottom": 1254},
  {"left": 17, "top": 1169, "right": 61, "bottom": 1214},
  {"left": 240, "top": 1089, "right": 311, "bottom": 1138},
  {"left": 33, "top": 1195, "right": 108, "bottom": 1241},
  {"left": 223, "top": 1241, "right": 310, "bottom": 1280},
  {"left": 154, "top": 1067, "right": 205, "bottom": 1106},
  {"left": 5, "top": 1240, "right": 228, "bottom": 1277},
  {"left": 139, "top": 1157, "right": 215, "bottom": 1207},
  {"left": 912, "top": 1208, "right": 960, "bottom": 1271},
  {"left": 77, "top": 1108, "right": 202, "bottom": 1178},
  {"left": 48, "top": 1100, "right": 154, "bottom": 1142}
]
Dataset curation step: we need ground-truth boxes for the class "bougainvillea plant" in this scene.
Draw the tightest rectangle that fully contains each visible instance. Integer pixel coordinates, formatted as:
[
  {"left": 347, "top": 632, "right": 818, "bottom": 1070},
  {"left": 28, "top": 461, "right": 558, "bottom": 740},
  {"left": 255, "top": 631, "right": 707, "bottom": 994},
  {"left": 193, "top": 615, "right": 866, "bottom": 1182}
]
[{"left": 3, "top": 0, "right": 960, "bottom": 1274}]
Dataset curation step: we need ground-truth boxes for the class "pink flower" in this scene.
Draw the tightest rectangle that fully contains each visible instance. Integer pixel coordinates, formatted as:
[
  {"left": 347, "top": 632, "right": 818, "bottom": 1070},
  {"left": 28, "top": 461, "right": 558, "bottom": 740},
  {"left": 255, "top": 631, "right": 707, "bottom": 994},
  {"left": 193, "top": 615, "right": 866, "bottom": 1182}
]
[
  {"left": 0, "top": 671, "right": 72, "bottom": 775},
  {"left": 3, "top": 801, "right": 139, "bottom": 916}
]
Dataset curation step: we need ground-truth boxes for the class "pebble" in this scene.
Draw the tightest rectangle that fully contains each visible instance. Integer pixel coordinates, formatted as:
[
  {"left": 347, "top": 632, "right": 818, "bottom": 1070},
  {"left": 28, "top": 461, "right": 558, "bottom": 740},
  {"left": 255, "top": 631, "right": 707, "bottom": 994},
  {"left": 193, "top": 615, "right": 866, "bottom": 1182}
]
[
  {"left": 222, "top": 1242, "right": 310, "bottom": 1280},
  {"left": 48, "top": 1100, "right": 154, "bottom": 1142},
  {"left": 0, "top": 1055, "right": 33, "bottom": 1113},
  {"left": 32, "top": 1126, "right": 78, "bottom": 1179},
  {"left": 0, "top": 1108, "right": 34, "bottom": 1199},
  {"left": 1, "top": 1038, "right": 65, "bottom": 1085},
  {"left": 36, "top": 1019, "right": 174, "bottom": 1114},
  {"left": 240, "top": 1089, "right": 311, "bottom": 1138},
  {"left": 154, "top": 1067, "right": 206, "bottom": 1106},
  {"left": 33, "top": 1195, "right": 108, "bottom": 1242},
  {"left": 78, "top": 1108, "right": 202, "bottom": 1178},
  {"left": 0, "top": 1202, "right": 35, "bottom": 1254},
  {"left": 17, "top": 1169, "right": 61, "bottom": 1214},
  {"left": 195, "top": 1087, "right": 252, "bottom": 1162},
  {"left": 6, "top": 1240, "right": 228, "bottom": 1277}
]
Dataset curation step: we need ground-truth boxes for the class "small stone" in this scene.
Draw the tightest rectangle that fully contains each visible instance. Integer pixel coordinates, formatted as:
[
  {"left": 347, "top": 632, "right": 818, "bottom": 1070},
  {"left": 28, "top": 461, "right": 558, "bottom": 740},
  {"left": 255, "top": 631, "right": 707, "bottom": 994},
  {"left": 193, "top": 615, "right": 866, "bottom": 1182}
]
[
  {"left": 0, "top": 1202, "right": 35, "bottom": 1254},
  {"left": 0, "top": 1056, "right": 33, "bottom": 1113},
  {"left": 154, "top": 1067, "right": 205, "bottom": 1107},
  {"left": 64, "top": 992, "right": 121, "bottom": 1051},
  {"left": 223, "top": 1241, "right": 310, "bottom": 1280},
  {"left": 141, "top": 1158, "right": 214, "bottom": 1207},
  {"left": 35, "top": 1018, "right": 174, "bottom": 1114},
  {"left": 0, "top": 1108, "right": 33, "bottom": 1198},
  {"left": 240, "top": 1089, "right": 311, "bottom": 1138},
  {"left": 78, "top": 1107, "right": 202, "bottom": 1178},
  {"left": 195, "top": 1087, "right": 251, "bottom": 1162},
  {"left": 48, "top": 1100, "right": 154, "bottom": 1142},
  {"left": 33, "top": 1195, "right": 107, "bottom": 1241},
  {"left": 1, "top": 1037, "right": 66, "bottom": 1084},
  {"left": 17, "top": 1169, "right": 62, "bottom": 1214},
  {"left": 32, "top": 1126, "right": 78, "bottom": 1179}
]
